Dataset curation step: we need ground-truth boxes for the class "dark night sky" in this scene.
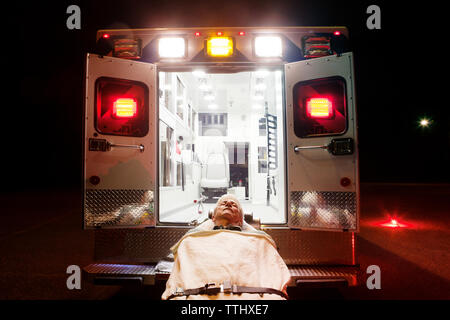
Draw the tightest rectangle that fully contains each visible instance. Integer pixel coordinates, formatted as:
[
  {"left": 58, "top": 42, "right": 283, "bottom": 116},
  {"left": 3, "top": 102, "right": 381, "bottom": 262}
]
[{"left": 7, "top": 0, "right": 449, "bottom": 192}]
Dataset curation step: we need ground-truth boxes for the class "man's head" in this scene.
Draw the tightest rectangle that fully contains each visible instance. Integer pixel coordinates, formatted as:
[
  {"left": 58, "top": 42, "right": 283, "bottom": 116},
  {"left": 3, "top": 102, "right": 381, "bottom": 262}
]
[{"left": 212, "top": 194, "right": 244, "bottom": 227}]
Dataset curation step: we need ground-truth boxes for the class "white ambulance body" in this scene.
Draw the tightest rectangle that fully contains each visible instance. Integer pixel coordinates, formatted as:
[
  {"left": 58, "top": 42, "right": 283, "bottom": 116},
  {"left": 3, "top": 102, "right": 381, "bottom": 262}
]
[{"left": 83, "top": 26, "right": 359, "bottom": 288}]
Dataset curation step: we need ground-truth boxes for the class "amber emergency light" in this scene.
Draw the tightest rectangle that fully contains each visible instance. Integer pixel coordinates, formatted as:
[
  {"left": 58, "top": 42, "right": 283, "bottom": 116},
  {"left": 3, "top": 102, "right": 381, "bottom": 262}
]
[{"left": 206, "top": 37, "right": 233, "bottom": 57}]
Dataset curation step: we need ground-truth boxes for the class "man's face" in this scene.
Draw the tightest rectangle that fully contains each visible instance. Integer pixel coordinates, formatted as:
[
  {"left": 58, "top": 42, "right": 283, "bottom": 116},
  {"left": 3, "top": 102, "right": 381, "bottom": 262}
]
[{"left": 213, "top": 196, "right": 242, "bottom": 226}]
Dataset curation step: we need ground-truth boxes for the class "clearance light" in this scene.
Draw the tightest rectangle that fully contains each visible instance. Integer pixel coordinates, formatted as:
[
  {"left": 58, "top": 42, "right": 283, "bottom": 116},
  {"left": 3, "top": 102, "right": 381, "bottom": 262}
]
[
  {"left": 239, "top": 31, "right": 246, "bottom": 36},
  {"left": 207, "top": 37, "right": 234, "bottom": 57},
  {"left": 158, "top": 37, "right": 185, "bottom": 58},
  {"left": 254, "top": 36, "right": 282, "bottom": 57},
  {"left": 306, "top": 98, "right": 333, "bottom": 118},
  {"left": 113, "top": 98, "right": 137, "bottom": 118},
  {"left": 303, "top": 36, "right": 332, "bottom": 58},
  {"left": 113, "top": 38, "right": 141, "bottom": 59},
  {"left": 334, "top": 31, "right": 341, "bottom": 36},
  {"left": 102, "top": 34, "right": 110, "bottom": 39}
]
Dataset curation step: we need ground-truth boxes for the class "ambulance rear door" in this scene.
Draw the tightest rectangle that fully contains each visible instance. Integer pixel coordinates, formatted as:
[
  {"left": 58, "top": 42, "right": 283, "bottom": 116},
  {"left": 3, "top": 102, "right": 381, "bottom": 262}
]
[
  {"left": 83, "top": 54, "right": 157, "bottom": 229},
  {"left": 285, "top": 52, "right": 359, "bottom": 232}
]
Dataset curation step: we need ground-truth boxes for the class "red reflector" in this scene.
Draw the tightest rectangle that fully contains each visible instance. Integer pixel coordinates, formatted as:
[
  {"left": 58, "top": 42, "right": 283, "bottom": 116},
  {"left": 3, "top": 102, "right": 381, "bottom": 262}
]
[
  {"left": 113, "top": 98, "right": 137, "bottom": 118},
  {"left": 340, "top": 177, "right": 351, "bottom": 187},
  {"left": 306, "top": 98, "right": 333, "bottom": 118}
]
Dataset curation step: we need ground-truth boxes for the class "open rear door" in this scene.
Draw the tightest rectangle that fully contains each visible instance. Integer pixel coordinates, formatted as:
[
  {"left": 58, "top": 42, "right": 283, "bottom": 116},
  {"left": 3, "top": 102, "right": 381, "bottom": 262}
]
[
  {"left": 285, "top": 53, "right": 359, "bottom": 232},
  {"left": 83, "top": 54, "right": 157, "bottom": 229}
]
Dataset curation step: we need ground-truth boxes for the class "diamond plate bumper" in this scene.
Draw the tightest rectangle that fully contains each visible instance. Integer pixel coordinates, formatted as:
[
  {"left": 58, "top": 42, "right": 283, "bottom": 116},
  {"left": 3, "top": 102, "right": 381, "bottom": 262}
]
[
  {"left": 289, "top": 191, "right": 357, "bottom": 231},
  {"left": 84, "top": 189, "right": 155, "bottom": 228}
]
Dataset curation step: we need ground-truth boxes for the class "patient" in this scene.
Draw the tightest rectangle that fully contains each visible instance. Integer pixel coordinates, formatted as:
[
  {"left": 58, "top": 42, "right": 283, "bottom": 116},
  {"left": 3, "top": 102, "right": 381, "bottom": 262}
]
[
  {"left": 212, "top": 194, "right": 244, "bottom": 229},
  {"left": 161, "top": 194, "right": 292, "bottom": 300}
]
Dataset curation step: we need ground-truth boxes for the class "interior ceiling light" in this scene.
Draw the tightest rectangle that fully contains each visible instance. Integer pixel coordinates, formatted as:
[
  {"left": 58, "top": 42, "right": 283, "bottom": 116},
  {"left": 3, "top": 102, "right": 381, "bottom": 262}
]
[
  {"left": 204, "top": 93, "right": 215, "bottom": 100},
  {"left": 193, "top": 70, "right": 207, "bottom": 77},
  {"left": 255, "top": 69, "right": 269, "bottom": 77}
]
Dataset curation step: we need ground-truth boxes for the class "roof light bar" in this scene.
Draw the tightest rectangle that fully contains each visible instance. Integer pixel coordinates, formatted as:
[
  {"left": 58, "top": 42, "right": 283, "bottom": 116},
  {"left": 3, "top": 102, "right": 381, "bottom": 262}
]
[
  {"left": 206, "top": 37, "right": 234, "bottom": 57},
  {"left": 158, "top": 37, "right": 186, "bottom": 58},
  {"left": 254, "top": 36, "right": 282, "bottom": 57}
]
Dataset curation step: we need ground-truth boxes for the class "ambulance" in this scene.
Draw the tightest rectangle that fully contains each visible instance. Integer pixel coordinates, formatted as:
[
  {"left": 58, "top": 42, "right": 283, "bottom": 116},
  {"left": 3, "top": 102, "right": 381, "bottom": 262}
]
[{"left": 82, "top": 26, "right": 360, "bottom": 290}]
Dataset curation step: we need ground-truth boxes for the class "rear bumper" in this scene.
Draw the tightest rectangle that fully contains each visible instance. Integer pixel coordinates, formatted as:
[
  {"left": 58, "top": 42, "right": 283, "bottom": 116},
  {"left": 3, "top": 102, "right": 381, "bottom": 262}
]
[
  {"left": 83, "top": 263, "right": 359, "bottom": 287},
  {"left": 288, "top": 265, "right": 359, "bottom": 287}
]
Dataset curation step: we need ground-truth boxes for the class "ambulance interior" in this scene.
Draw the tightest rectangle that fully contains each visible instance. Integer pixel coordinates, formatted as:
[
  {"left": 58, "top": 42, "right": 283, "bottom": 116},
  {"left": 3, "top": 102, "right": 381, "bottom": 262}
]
[{"left": 158, "top": 69, "right": 286, "bottom": 225}]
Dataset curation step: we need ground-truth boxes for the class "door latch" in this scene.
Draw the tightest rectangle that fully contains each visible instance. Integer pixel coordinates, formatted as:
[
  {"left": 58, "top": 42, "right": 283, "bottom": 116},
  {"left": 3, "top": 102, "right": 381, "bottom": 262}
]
[{"left": 89, "top": 138, "right": 144, "bottom": 152}]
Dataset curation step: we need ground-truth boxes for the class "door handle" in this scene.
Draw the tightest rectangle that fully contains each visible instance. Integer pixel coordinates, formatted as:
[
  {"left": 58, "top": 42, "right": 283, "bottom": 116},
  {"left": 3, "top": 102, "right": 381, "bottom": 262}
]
[
  {"left": 89, "top": 138, "right": 145, "bottom": 153},
  {"left": 293, "top": 138, "right": 354, "bottom": 156},
  {"left": 294, "top": 145, "right": 328, "bottom": 152},
  {"left": 108, "top": 143, "right": 145, "bottom": 152}
]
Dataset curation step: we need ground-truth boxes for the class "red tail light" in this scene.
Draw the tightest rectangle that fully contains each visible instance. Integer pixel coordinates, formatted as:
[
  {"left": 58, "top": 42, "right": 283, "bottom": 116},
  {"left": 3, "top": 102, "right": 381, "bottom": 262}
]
[
  {"left": 293, "top": 76, "right": 347, "bottom": 138},
  {"left": 113, "top": 98, "right": 137, "bottom": 118},
  {"left": 95, "top": 77, "right": 149, "bottom": 137},
  {"left": 306, "top": 97, "right": 333, "bottom": 118}
]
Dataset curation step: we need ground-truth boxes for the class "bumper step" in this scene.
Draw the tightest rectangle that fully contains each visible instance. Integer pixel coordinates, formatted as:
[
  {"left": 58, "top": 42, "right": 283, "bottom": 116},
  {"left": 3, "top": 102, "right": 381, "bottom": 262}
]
[
  {"left": 288, "top": 265, "right": 359, "bottom": 287},
  {"left": 83, "top": 264, "right": 157, "bottom": 285},
  {"left": 83, "top": 264, "right": 359, "bottom": 287}
]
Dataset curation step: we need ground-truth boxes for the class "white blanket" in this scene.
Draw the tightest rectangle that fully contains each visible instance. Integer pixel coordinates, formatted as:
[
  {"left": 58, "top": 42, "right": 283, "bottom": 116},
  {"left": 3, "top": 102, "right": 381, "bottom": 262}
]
[{"left": 161, "top": 220, "right": 292, "bottom": 300}]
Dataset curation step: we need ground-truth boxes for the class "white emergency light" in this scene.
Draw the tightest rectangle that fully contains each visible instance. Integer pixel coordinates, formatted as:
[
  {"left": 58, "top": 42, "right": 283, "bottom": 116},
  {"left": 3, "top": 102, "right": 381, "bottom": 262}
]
[
  {"left": 158, "top": 37, "right": 186, "bottom": 58},
  {"left": 254, "top": 36, "right": 282, "bottom": 57}
]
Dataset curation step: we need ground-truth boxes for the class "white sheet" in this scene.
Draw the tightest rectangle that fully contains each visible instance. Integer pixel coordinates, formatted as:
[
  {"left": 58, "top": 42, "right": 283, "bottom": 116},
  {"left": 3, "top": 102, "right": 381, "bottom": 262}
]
[{"left": 162, "top": 220, "right": 292, "bottom": 300}]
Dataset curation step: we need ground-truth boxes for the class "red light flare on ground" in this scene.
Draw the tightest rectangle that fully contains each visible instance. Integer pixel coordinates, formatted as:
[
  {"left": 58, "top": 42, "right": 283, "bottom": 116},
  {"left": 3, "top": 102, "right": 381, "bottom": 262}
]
[
  {"left": 378, "top": 218, "right": 410, "bottom": 228},
  {"left": 362, "top": 210, "right": 419, "bottom": 229}
]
